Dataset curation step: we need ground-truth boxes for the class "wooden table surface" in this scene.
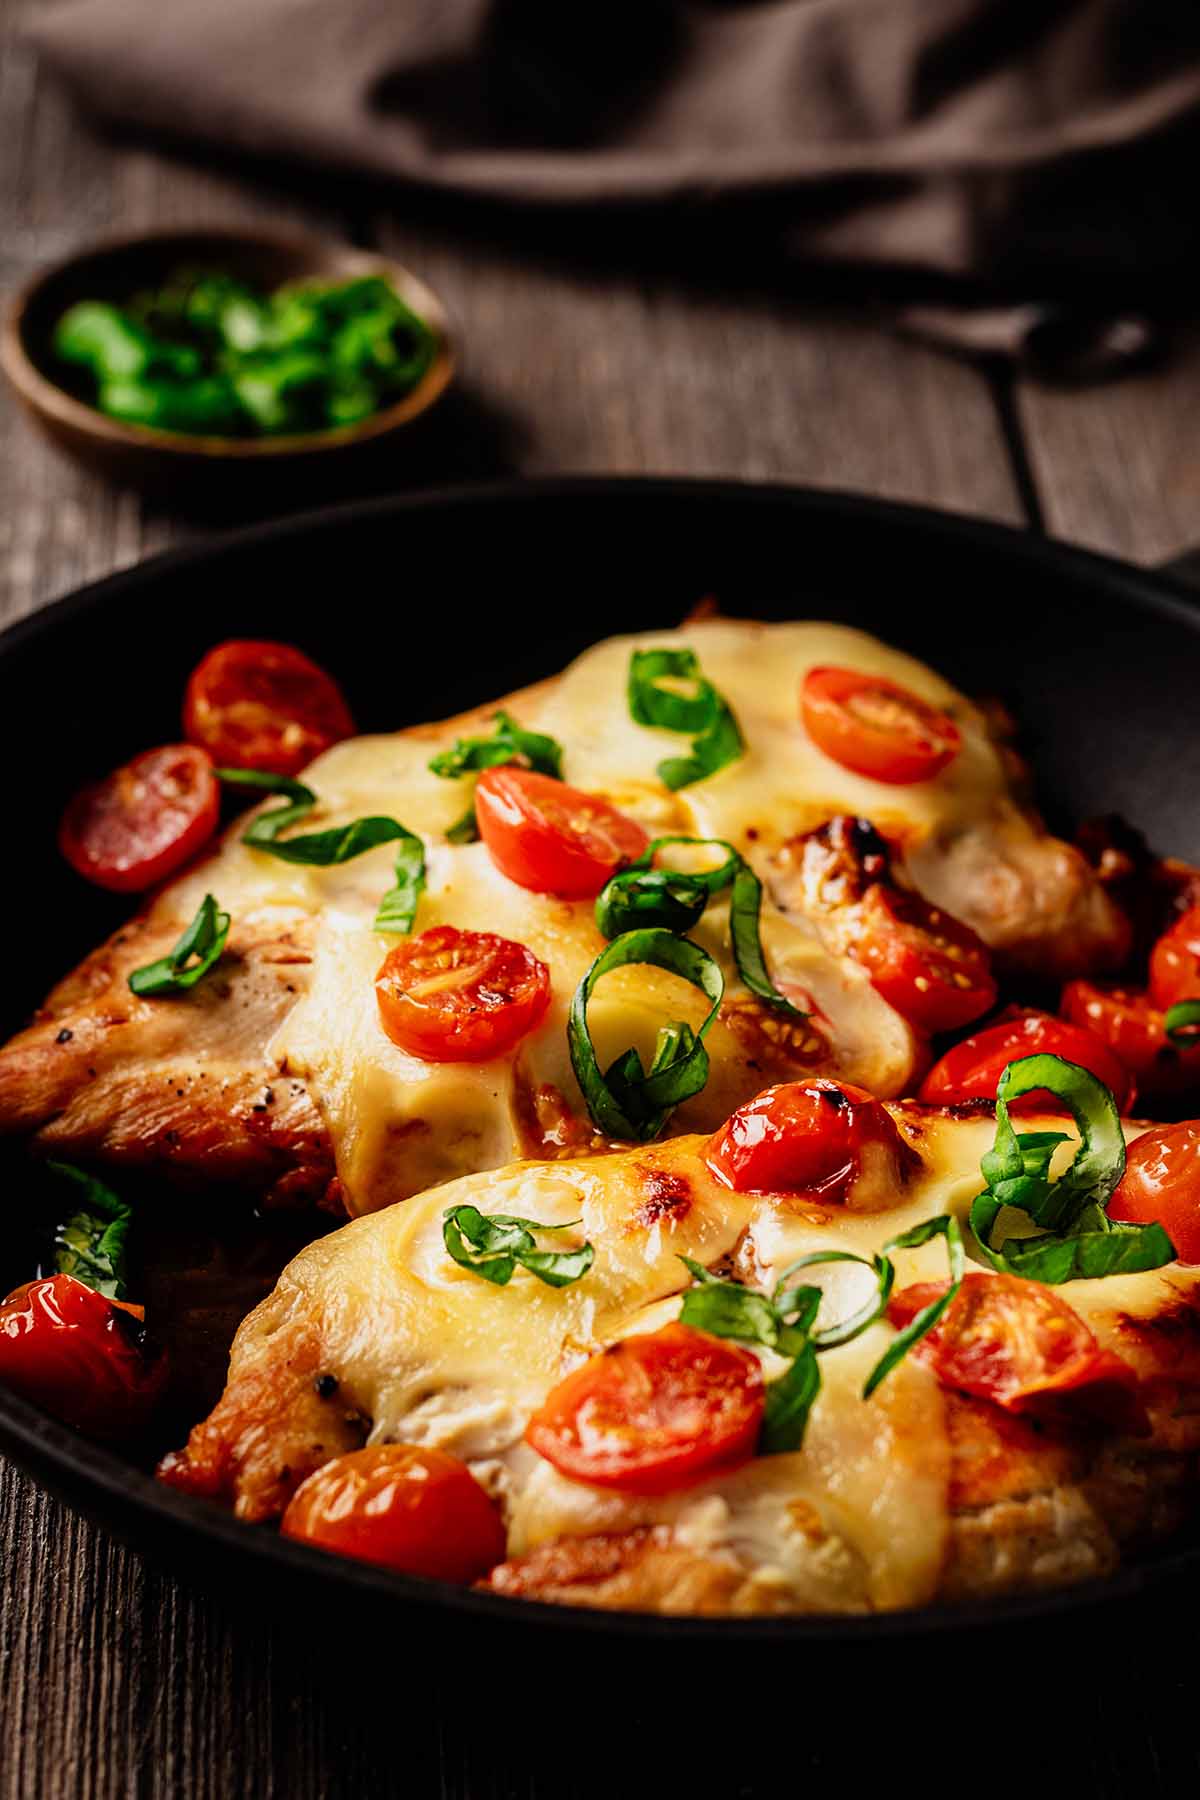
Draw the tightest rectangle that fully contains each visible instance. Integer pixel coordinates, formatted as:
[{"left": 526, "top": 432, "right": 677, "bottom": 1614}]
[{"left": 5, "top": 1, "right": 1200, "bottom": 1793}]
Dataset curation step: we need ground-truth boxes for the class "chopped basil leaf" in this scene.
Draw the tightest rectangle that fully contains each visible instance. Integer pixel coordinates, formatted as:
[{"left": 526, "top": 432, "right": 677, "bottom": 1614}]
[
  {"left": 593, "top": 837, "right": 803, "bottom": 1018},
  {"left": 968, "top": 1055, "right": 1175, "bottom": 1283},
  {"left": 568, "top": 930, "right": 724, "bottom": 1140},
  {"left": 428, "top": 711, "right": 564, "bottom": 844},
  {"left": 728, "top": 864, "right": 809, "bottom": 1019},
  {"left": 773, "top": 1248, "right": 893, "bottom": 1352},
  {"left": 1166, "top": 1000, "right": 1200, "bottom": 1044},
  {"left": 429, "top": 711, "right": 563, "bottom": 783},
  {"left": 374, "top": 832, "right": 427, "bottom": 934},
  {"left": 47, "top": 1161, "right": 132, "bottom": 1300},
  {"left": 862, "top": 1215, "right": 963, "bottom": 1397},
  {"left": 594, "top": 836, "right": 740, "bottom": 940},
  {"left": 216, "top": 766, "right": 315, "bottom": 828},
  {"left": 677, "top": 1230, "right": 954, "bottom": 1454},
  {"left": 128, "top": 893, "right": 230, "bottom": 997},
  {"left": 627, "top": 648, "right": 745, "bottom": 790},
  {"left": 442, "top": 1204, "right": 594, "bottom": 1288},
  {"left": 760, "top": 1345, "right": 821, "bottom": 1455},
  {"left": 969, "top": 1207, "right": 1175, "bottom": 1283},
  {"left": 218, "top": 767, "right": 425, "bottom": 932},
  {"left": 677, "top": 1255, "right": 799, "bottom": 1350}
]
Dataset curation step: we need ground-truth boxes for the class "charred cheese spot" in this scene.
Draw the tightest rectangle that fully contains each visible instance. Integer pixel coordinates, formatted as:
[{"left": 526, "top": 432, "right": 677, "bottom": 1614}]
[{"left": 631, "top": 1170, "right": 693, "bottom": 1230}]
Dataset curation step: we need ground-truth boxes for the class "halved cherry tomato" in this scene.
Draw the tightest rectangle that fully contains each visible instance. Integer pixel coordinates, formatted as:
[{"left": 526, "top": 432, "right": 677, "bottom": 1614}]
[
  {"left": 280, "top": 1445, "right": 506, "bottom": 1582},
  {"left": 706, "top": 1079, "right": 913, "bottom": 1207},
  {"left": 800, "top": 667, "right": 961, "bottom": 785},
  {"left": 59, "top": 744, "right": 219, "bottom": 893},
  {"left": 183, "top": 639, "right": 355, "bottom": 777},
  {"left": 375, "top": 924, "right": 551, "bottom": 1062},
  {"left": 918, "top": 1010, "right": 1135, "bottom": 1114},
  {"left": 474, "top": 767, "right": 649, "bottom": 899},
  {"left": 526, "top": 1322, "right": 763, "bottom": 1495},
  {"left": 851, "top": 885, "right": 996, "bottom": 1033},
  {"left": 888, "top": 1273, "right": 1145, "bottom": 1431},
  {"left": 0, "top": 1274, "right": 167, "bottom": 1440},
  {"left": 1061, "top": 981, "right": 1200, "bottom": 1100},
  {"left": 1150, "top": 904, "right": 1200, "bottom": 1011},
  {"left": 1109, "top": 1121, "right": 1200, "bottom": 1263}
]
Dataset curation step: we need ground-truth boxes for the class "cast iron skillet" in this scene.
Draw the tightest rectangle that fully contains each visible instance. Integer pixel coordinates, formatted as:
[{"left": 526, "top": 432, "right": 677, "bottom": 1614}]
[{"left": 3, "top": 476, "right": 1200, "bottom": 1651}]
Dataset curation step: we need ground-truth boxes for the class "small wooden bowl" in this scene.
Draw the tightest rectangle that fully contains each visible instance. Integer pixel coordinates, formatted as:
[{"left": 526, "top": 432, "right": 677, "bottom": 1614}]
[{"left": 0, "top": 227, "right": 456, "bottom": 489}]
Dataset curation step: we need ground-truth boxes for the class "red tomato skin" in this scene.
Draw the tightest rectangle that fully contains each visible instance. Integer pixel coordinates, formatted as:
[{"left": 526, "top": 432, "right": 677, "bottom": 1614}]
[
  {"left": 375, "top": 924, "right": 551, "bottom": 1062},
  {"left": 800, "top": 667, "right": 961, "bottom": 785},
  {"left": 1149, "top": 905, "right": 1200, "bottom": 1010},
  {"left": 184, "top": 639, "right": 355, "bottom": 777},
  {"left": 474, "top": 767, "right": 649, "bottom": 899},
  {"left": 525, "top": 1322, "right": 764, "bottom": 1496},
  {"left": 0, "top": 1275, "right": 166, "bottom": 1440},
  {"left": 1061, "top": 981, "right": 1200, "bottom": 1100},
  {"left": 852, "top": 885, "right": 996, "bottom": 1034},
  {"left": 706, "top": 1079, "right": 913, "bottom": 1206},
  {"left": 918, "top": 1010, "right": 1136, "bottom": 1115},
  {"left": 888, "top": 1273, "right": 1146, "bottom": 1432},
  {"left": 280, "top": 1445, "right": 507, "bottom": 1583},
  {"left": 58, "top": 745, "right": 219, "bottom": 894},
  {"left": 1110, "top": 1121, "right": 1200, "bottom": 1263}
]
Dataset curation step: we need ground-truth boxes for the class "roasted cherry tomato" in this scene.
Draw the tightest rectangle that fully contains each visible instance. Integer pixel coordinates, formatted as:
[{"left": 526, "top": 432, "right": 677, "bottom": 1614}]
[
  {"left": 280, "top": 1445, "right": 506, "bottom": 1582},
  {"left": 474, "top": 767, "right": 649, "bottom": 899},
  {"left": 375, "top": 924, "right": 551, "bottom": 1062},
  {"left": 800, "top": 667, "right": 961, "bottom": 785},
  {"left": 706, "top": 1079, "right": 913, "bottom": 1206},
  {"left": 0, "top": 1274, "right": 166, "bottom": 1440},
  {"left": 525, "top": 1322, "right": 763, "bottom": 1495},
  {"left": 1150, "top": 904, "right": 1200, "bottom": 1011},
  {"left": 851, "top": 885, "right": 995, "bottom": 1034},
  {"left": 59, "top": 743, "right": 219, "bottom": 893},
  {"left": 1109, "top": 1121, "right": 1200, "bottom": 1263},
  {"left": 918, "top": 1010, "right": 1135, "bottom": 1114},
  {"left": 1061, "top": 981, "right": 1200, "bottom": 1100},
  {"left": 183, "top": 639, "right": 355, "bottom": 777},
  {"left": 888, "top": 1273, "right": 1144, "bottom": 1430}
]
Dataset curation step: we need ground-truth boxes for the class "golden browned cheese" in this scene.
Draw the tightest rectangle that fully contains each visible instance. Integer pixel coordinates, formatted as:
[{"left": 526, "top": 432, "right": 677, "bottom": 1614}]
[
  {"left": 0, "top": 621, "right": 1126, "bottom": 1211},
  {"left": 160, "top": 1107, "right": 1200, "bottom": 1615}
]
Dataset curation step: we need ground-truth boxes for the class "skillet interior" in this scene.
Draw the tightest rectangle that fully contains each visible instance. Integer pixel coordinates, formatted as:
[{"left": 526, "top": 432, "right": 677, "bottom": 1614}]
[{"left": 3, "top": 474, "right": 1200, "bottom": 1647}]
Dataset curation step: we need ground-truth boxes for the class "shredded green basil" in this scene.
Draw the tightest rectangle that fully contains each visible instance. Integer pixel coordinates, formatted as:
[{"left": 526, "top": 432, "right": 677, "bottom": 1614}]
[
  {"left": 727, "top": 864, "right": 808, "bottom": 1019},
  {"left": 428, "top": 711, "right": 565, "bottom": 843},
  {"left": 568, "top": 930, "right": 724, "bottom": 1141},
  {"left": 594, "top": 836, "right": 805, "bottom": 1020},
  {"left": 861, "top": 1216, "right": 964, "bottom": 1396},
  {"left": 677, "top": 1214, "right": 961, "bottom": 1452},
  {"left": 373, "top": 835, "right": 427, "bottom": 935},
  {"left": 968, "top": 1054, "right": 1175, "bottom": 1282},
  {"left": 47, "top": 1162, "right": 133, "bottom": 1300},
  {"left": 128, "top": 893, "right": 230, "bottom": 997},
  {"left": 1165, "top": 1000, "right": 1200, "bottom": 1045},
  {"left": 442, "top": 1204, "right": 594, "bottom": 1288},
  {"left": 594, "top": 836, "right": 740, "bottom": 939},
  {"left": 627, "top": 648, "right": 745, "bottom": 790},
  {"left": 217, "top": 767, "right": 425, "bottom": 933}
]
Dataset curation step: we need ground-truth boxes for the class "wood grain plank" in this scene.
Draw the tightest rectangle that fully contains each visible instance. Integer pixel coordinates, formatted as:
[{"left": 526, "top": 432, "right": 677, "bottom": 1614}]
[
  {"left": 1016, "top": 330, "right": 1200, "bottom": 564},
  {"left": 375, "top": 214, "right": 1024, "bottom": 516}
]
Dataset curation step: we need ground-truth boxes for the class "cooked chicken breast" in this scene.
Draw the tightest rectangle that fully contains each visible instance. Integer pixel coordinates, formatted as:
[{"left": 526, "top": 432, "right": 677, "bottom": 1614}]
[
  {"left": 0, "top": 621, "right": 1127, "bottom": 1215},
  {"left": 158, "top": 1107, "right": 1200, "bottom": 1614}
]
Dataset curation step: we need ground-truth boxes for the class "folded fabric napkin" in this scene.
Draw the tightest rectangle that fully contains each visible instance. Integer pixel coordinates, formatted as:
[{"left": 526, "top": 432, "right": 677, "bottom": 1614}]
[{"left": 28, "top": 0, "right": 1200, "bottom": 369}]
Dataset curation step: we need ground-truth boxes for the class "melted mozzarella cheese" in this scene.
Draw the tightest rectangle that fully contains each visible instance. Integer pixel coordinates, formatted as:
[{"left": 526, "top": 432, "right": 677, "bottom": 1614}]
[
  {"left": 152, "top": 621, "right": 1023, "bottom": 1215},
  {"left": 233, "top": 1107, "right": 1199, "bottom": 1612}
]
